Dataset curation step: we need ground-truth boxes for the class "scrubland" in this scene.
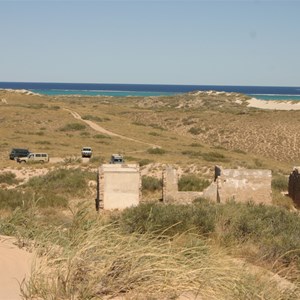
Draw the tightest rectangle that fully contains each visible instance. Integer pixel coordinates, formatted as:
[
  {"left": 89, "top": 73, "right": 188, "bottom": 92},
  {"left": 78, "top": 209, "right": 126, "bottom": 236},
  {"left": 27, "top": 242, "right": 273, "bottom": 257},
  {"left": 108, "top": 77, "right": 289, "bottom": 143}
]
[{"left": 1, "top": 90, "right": 300, "bottom": 299}]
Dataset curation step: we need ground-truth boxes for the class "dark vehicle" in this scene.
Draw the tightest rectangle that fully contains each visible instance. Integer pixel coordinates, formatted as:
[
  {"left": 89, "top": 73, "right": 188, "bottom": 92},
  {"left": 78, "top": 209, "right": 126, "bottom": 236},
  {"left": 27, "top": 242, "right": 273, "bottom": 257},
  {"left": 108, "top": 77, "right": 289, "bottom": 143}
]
[
  {"left": 110, "top": 154, "right": 124, "bottom": 164},
  {"left": 9, "top": 148, "right": 30, "bottom": 160}
]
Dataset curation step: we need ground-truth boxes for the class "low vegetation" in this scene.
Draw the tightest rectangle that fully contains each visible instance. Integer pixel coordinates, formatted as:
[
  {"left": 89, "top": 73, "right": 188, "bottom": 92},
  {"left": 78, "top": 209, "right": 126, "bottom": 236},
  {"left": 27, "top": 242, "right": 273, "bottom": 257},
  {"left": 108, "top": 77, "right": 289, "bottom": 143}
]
[
  {"left": 147, "top": 147, "right": 166, "bottom": 155},
  {"left": 1, "top": 90, "right": 300, "bottom": 298},
  {"left": 178, "top": 174, "right": 210, "bottom": 191},
  {"left": 0, "top": 171, "right": 19, "bottom": 185},
  {"left": 142, "top": 175, "right": 162, "bottom": 192},
  {"left": 59, "top": 123, "right": 86, "bottom": 131}
]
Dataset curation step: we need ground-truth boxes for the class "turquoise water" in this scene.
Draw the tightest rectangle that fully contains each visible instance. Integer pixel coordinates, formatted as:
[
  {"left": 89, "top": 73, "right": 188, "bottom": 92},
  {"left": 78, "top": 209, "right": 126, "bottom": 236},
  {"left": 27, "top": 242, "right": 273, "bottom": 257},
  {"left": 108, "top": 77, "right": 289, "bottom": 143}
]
[
  {"left": 31, "top": 89, "right": 177, "bottom": 97},
  {"left": 2, "top": 82, "right": 300, "bottom": 100},
  {"left": 31, "top": 89, "right": 300, "bottom": 100},
  {"left": 249, "top": 94, "right": 300, "bottom": 101}
]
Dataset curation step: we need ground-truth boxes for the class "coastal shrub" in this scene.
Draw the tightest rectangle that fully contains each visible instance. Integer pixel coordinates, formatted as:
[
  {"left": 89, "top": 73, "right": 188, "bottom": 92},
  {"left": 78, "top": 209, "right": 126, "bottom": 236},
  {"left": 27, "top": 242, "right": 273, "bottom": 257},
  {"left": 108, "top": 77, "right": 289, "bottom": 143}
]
[
  {"left": 149, "top": 124, "right": 165, "bottom": 130},
  {"left": 178, "top": 175, "right": 210, "bottom": 192},
  {"left": 49, "top": 105, "right": 60, "bottom": 110},
  {"left": 21, "top": 207, "right": 293, "bottom": 300},
  {"left": 142, "top": 176, "right": 162, "bottom": 192},
  {"left": 189, "top": 143, "right": 203, "bottom": 147},
  {"left": 188, "top": 127, "right": 204, "bottom": 135},
  {"left": 138, "top": 159, "right": 153, "bottom": 166},
  {"left": 216, "top": 201, "right": 300, "bottom": 267},
  {"left": 82, "top": 115, "right": 103, "bottom": 122},
  {"left": 0, "top": 189, "right": 32, "bottom": 210},
  {"left": 181, "top": 150, "right": 202, "bottom": 157},
  {"left": 0, "top": 172, "right": 19, "bottom": 185},
  {"left": 147, "top": 147, "right": 166, "bottom": 155},
  {"left": 25, "top": 168, "right": 92, "bottom": 197},
  {"left": 272, "top": 174, "right": 288, "bottom": 192},
  {"left": 0, "top": 188, "right": 67, "bottom": 210},
  {"left": 93, "top": 134, "right": 111, "bottom": 139},
  {"left": 201, "top": 151, "right": 228, "bottom": 162},
  {"left": 34, "top": 193, "right": 68, "bottom": 208},
  {"left": 59, "top": 123, "right": 86, "bottom": 131},
  {"left": 120, "top": 202, "right": 216, "bottom": 236}
]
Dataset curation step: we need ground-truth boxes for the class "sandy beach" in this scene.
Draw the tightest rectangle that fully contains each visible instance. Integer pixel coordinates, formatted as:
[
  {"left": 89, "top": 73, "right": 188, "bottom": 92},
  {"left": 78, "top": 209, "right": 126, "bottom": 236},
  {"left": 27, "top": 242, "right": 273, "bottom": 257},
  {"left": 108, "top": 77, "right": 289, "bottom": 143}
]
[
  {"left": 248, "top": 98, "right": 300, "bottom": 110},
  {"left": 0, "top": 236, "right": 33, "bottom": 300}
]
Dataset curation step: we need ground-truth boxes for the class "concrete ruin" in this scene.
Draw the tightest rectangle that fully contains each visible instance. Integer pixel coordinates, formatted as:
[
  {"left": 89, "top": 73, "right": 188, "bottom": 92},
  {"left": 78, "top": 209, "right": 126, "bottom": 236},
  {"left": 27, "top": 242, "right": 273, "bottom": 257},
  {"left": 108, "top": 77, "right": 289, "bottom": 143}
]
[
  {"left": 163, "top": 166, "right": 272, "bottom": 205},
  {"left": 163, "top": 166, "right": 203, "bottom": 204},
  {"left": 98, "top": 164, "right": 141, "bottom": 210},
  {"left": 203, "top": 168, "right": 272, "bottom": 205}
]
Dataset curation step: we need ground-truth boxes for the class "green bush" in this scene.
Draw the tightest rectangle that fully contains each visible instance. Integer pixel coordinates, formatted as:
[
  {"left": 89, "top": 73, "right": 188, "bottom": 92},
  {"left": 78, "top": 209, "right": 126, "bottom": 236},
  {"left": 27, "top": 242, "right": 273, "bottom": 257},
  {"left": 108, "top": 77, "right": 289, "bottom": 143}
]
[
  {"left": 147, "top": 147, "right": 166, "bottom": 155},
  {"left": 178, "top": 175, "right": 210, "bottom": 192},
  {"left": 202, "top": 151, "right": 228, "bottom": 162},
  {"left": 25, "top": 168, "right": 92, "bottom": 197},
  {"left": 59, "top": 123, "right": 86, "bottom": 131},
  {"left": 142, "top": 176, "right": 162, "bottom": 192},
  {"left": 0, "top": 189, "right": 32, "bottom": 210},
  {"left": 188, "top": 127, "right": 204, "bottom": 135},
  {"left": 120, "top": 202, "right": 216, "bottom": 236},
  {"left": 119, "top": 200, "right": 300, "bottom": 272},
  {"left": 272, "top": 174, "right": 288, "bottom": 192},
  {"left": 93, "top": 134, "right": 111, "bottom": 139},
  {"left": 82, "top": 115, "right": 103, "bottom": 122},
  {"left": 0, "top": 189, "right": 67, "bottom": 210},
  {"left": 216, "top": 201, "right": 300, "bottom": 264},
  {"left": 138, "top": 159, "right": 153, "bottom": 166},
  {"left": 0, "top": 172, "right": 19, "bottom": 185}
]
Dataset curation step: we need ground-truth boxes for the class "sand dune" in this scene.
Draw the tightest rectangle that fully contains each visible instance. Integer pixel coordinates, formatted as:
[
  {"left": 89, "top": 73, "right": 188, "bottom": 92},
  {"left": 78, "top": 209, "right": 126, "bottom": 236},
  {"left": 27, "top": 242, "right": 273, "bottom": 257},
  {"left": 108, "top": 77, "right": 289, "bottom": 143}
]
[
  {"left": 0, "top": 235, "right": 33, "bottom": 300},
  {"left": 248, "top": 98, "right": 300, "bottom": 110}
]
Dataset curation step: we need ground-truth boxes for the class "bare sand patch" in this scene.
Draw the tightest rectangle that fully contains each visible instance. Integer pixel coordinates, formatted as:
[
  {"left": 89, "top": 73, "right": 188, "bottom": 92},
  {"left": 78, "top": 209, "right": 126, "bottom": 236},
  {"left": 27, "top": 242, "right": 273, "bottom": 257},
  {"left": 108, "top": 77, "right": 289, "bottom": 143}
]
[
  {"left": 248, "top": 98, "right": 300, "bottom": 110},
  {"left": 0, "top": 235, "right": 33, "bottom": 300}
]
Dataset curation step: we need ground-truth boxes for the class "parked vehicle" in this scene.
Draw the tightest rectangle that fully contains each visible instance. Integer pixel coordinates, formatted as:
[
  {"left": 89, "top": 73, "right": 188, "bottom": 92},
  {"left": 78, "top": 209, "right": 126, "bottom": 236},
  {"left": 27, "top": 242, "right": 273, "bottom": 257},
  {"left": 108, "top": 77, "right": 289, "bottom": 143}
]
[
  {"left": 17, "top": 153, "right": 49, "bottom": 163},
  {"left": 81, "top": 147, "right": 92, "bottom": 158},
  {"left": 110, "top": 154, "right": 124, "bottom": 164},
  {"left": 9, "top": 148, "right": 30, "bottom": 160}
]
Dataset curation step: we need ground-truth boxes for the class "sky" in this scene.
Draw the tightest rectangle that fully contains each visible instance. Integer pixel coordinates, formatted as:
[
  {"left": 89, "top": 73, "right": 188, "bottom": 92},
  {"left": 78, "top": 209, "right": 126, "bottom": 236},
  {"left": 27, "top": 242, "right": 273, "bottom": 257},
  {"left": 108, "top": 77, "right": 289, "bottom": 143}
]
[{"left": 0, "top": 0, "right": 299, "bottom": 86}]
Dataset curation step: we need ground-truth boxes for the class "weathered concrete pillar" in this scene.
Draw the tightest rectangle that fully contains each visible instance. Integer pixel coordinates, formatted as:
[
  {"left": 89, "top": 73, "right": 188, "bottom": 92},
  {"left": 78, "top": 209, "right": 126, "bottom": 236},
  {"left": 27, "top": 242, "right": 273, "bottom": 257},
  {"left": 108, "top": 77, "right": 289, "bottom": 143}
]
[{"left": 98, "top": 164, "right": 141, "bottom": 210}]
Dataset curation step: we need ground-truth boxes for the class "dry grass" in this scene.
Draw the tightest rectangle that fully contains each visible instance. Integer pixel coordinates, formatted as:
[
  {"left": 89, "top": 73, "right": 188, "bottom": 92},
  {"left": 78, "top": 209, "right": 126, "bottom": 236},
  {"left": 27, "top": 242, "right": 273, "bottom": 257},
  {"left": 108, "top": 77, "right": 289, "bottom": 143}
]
[{"left": 21, "top": 206, "right": 300, "bottom": 300}]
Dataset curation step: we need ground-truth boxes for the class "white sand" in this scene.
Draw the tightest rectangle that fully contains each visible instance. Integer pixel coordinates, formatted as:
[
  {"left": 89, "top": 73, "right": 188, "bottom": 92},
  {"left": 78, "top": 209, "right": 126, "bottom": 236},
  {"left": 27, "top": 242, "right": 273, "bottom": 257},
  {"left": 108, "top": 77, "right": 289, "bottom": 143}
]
[
  {"left": 248, "top": 98, "right": 300, "bottom": 110},
  {"left": 0, "top": 236, "right": 33, "bottom": 300}
]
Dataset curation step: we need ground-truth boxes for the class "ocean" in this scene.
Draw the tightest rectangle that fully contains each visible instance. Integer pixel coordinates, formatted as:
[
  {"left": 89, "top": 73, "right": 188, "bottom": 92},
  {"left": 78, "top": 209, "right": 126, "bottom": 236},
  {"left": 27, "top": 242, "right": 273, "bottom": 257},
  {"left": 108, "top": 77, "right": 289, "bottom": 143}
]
[{"left": 0, "top": 82, "right": 300, "bottom": 100}]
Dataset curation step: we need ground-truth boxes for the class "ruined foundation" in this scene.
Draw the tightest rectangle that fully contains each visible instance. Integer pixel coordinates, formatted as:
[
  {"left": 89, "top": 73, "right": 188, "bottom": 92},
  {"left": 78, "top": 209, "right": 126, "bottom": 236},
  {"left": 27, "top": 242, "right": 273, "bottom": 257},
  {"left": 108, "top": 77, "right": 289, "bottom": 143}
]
[{"left": 163, "top": 166, "right": 272, "bottom": 205}]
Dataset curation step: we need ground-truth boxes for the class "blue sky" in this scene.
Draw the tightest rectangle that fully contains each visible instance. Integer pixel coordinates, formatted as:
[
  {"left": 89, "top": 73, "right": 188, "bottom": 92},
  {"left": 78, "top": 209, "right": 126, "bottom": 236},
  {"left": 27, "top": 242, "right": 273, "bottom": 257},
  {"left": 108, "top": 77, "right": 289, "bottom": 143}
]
[{"left": 0, "top": 0, "right": 299, "bottom": 86}]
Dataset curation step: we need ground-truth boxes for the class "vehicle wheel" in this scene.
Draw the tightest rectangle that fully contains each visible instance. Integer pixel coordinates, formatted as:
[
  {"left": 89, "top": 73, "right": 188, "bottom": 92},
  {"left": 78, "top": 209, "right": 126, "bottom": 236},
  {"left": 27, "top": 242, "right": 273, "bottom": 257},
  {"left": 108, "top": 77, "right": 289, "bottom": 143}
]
[{"left": 40, "top": 160, "right": 44, "bottom": 164}]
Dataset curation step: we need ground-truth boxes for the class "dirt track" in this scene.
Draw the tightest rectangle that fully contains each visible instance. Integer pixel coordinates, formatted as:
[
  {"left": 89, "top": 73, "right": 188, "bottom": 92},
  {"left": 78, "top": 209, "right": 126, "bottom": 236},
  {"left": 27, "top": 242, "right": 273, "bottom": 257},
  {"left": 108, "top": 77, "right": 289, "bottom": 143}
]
[{"left": 63, "top": 108, "right": 160, "bottom": 148}]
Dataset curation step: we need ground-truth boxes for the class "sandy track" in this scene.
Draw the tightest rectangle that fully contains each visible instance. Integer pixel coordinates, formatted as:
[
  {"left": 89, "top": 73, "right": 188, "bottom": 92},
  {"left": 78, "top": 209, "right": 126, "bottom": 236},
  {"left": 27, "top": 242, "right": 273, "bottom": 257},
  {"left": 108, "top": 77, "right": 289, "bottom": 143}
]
[{"left": 63, "top": 108, "right": 160, "bottom": 148}]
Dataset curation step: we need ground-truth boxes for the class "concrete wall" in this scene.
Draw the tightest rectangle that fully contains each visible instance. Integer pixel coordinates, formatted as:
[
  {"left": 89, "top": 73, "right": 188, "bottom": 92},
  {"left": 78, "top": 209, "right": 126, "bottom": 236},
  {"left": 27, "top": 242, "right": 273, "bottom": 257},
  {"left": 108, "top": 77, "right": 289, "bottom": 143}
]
[
  {"left": 163, "top": 166, "right": 203, "bottom": 204},
  {"left": 99, "top": 164, "right": 141, "bottom": 210},
  {"left": 203, "top": 169, "right": 272, "bottom": 205},
  {"left": 163, "top": 166, "right": 272, "bottom": 205}
]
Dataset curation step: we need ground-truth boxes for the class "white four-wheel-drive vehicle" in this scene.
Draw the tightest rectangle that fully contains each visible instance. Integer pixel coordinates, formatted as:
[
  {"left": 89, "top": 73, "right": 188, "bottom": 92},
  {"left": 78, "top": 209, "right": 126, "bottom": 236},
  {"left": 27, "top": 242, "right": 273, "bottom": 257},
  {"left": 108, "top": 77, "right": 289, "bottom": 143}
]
[
  {"left": 81, "top": 147, "right": 92, "bottom": 158},
  {"left": 17, "top": 153, "right": 49, "bottom": 163}
]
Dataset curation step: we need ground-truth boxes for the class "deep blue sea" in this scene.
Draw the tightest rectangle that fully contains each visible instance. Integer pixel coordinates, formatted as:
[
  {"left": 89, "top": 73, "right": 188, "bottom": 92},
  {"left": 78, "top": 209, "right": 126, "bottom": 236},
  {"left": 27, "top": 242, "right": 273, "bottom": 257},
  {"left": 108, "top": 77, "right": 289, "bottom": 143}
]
[{"left": 1, "top": 82, "right": 300, "bottom": 100}]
